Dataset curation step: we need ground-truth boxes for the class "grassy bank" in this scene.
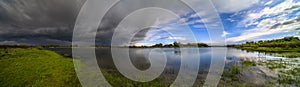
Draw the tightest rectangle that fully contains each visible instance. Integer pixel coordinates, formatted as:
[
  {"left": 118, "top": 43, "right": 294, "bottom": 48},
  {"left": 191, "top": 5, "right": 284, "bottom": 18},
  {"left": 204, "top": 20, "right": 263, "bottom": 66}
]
[
  {"left": 229, "top": 36, "right": 300, "bottom": 52},
  {"left": 0, "top": 48, "right": 81, "bottom": 87},
  {"left": 0, "top": 48, "right": 177, "bottom": 87},
  {"left": 237, "top": 47, "right": 300, "bottom": 52}
]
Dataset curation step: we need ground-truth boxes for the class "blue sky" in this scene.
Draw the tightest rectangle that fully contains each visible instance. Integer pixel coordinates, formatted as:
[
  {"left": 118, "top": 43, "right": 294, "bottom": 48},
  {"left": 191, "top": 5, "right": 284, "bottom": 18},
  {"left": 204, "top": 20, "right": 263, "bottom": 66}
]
[{"left": 133, "top": 0, "right": 300, "bottom": 46}]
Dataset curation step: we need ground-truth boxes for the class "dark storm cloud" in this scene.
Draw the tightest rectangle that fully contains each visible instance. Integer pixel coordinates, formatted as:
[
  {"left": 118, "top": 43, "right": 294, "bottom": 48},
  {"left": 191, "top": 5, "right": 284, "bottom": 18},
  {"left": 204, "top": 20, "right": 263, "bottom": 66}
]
[
  {"left": 0, "top": 0, "right": 85, "bottom": 45},
  {"left": 0, "top": 0, "right": 192, "bottom": 45},
  {"left": 0, "top": 0, "right": 84, "bottom": 26},
  {"left": 131, "top": 28, "right": 152, "bottom": 42},
  {"left": 95, "top": 0, "right": 193, "bottom": 45}
]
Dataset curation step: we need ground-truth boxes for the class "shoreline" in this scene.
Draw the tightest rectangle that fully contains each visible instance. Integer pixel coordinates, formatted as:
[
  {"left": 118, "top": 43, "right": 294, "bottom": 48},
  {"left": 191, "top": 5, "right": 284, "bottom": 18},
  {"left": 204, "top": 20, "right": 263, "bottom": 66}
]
[{"left": 234, "top": 47, "right": 300, "bottom": 52}]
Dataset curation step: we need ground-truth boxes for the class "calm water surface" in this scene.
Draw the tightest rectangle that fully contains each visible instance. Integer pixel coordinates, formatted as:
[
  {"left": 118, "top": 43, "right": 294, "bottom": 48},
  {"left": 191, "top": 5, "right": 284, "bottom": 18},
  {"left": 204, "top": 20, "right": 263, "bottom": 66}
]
[{"left": 48, "top": 47, "right": 299, "bottom": 74}]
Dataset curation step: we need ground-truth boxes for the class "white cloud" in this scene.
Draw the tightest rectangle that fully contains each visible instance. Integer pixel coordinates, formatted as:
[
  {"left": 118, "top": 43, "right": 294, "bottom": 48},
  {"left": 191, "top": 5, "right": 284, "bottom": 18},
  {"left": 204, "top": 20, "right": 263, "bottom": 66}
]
[
  {"left": 227, "top": 17, "right": 300, "bottom": 42},
  {"left": 136, "top": 0, "right": 235, "bottom": 44},
  {"left": 201, "top": 41, "right": 226, "bottom": 46},
  {"left": 190, "top": 11, "right": 208, "bottom": 18},
  {"left": 264, "top": 0, "right": 273, "bottom": 5},
  {"left": 239, "top": 0, "right": 298, "bottom": 27},
  {"left": 177, "top": 18, "right": 188, "bottom": 24},
  {"left": 193, "top": 25, "right": 206, "bottom": 28},
  {"left": 192, "top": 15, "right": 221, "bottom": 27},
  {"left": 168, "top": 36, "right": 187, "bottom": 41},
  {"left": 181, "top": 0, "right": 256, "bottom": 16},
  {"left": 228, "top": 0, "right": 300, "bottom": 43},
  {"left": 133, "top": 43, "right": 145, "bottom": 46},
  {"left": 256, "top": 18, "right": 277, "bottom": 28},
  {"left": 226, "top": 18, "right": 236, "bottom": 22},
  {"left": 211, "top": 0, "right": 259, "bottom": 13},
  {"left": 222, "top": 31, "right": 229, "bottom": 37}
]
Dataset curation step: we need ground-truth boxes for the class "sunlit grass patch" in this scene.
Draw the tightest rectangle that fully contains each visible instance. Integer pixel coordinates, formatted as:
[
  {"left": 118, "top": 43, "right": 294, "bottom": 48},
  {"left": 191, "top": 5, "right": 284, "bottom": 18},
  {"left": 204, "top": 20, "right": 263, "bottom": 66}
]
[{"left": 0, "top": 48, "right": 80, "bottom": 87}]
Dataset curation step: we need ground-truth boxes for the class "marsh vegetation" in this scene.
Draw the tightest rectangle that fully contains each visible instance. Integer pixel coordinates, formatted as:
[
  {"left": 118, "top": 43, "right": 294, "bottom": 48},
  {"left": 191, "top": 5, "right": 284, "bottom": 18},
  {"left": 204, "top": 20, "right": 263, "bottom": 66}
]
[{"left": 229, "top": 36, "right": 300, "bottom": 52}]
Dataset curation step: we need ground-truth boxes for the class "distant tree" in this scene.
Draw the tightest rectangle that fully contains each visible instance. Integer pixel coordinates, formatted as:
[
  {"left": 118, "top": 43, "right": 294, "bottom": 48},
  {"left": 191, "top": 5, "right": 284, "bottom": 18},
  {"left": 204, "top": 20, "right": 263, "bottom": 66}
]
[
  {"left": 43, "top": 44, "right": 59, "bottom": 47},
  {"left": 234, "top": 36, "right": 300, "bottom": 48},
  {"left": 173, "top": 42, "right": 180, "bottom": 47},
  {"left": 141, "top": 45, "right": 149, "bottom": 48},
  {"left": 164, "top": 44, "right": 173, "bottom": 47},
  {"left": 152, "top": 43, "right": 164, "bottom": 47},
  {"left": 158, "top": 43, "right": 163, "bottom": 47},
  {"left": 197, "top": 43, "right": 209, "bottom": 47}
]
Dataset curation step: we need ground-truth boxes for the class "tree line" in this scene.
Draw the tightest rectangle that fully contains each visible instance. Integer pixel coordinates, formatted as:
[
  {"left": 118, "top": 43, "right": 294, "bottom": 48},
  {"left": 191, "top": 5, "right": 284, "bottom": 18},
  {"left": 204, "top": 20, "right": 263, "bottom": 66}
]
[
  {"left": 228, "top": 36, "right": 300, "bottom": 48},
  {"left": 130, "top": 42, "right": 209, "bottom": 48}
]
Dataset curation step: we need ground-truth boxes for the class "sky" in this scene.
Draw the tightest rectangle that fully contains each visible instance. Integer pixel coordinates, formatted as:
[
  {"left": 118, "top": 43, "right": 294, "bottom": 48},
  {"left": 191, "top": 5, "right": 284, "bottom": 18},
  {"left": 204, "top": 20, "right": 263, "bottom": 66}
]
[{"left": 0, "top": 0, "right": 299, "bottom": 46}]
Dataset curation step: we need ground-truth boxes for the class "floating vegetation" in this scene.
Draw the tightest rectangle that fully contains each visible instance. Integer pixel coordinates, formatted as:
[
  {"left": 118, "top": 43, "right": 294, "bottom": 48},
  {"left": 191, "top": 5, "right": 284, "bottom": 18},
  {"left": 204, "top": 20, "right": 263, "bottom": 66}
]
[
  {"left": 256, "top": 57, "right": 300, "bottom": 86},
  {"left": 222, "top": 65, "right": 241, "bottom": 81},
  {"left": 241, "top": 61, "right": 256, "bottom": 66}
]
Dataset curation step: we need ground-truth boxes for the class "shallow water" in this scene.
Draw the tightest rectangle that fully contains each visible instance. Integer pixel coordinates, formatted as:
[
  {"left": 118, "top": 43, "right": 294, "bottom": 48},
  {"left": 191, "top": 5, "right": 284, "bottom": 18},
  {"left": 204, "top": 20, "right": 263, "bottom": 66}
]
[
  {"left": 48, "top": 47, "right": 300, "bottom": 86},
  {"left": 48, "top": 47, "right": 299, "bottom": 68}
]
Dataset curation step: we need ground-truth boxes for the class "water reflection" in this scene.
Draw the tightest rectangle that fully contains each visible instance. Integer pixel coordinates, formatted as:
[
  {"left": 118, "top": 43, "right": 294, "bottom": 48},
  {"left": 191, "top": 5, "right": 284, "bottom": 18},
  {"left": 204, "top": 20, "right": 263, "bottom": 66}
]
[
  {"left": 48, "top": 47, "right": 300, "bottom": 71},
  {"left": 47, "top": 47, "right": 300, "bottom": 85},
  {"left": 174, "top": 48, "right": 181, "bottom": 55}
]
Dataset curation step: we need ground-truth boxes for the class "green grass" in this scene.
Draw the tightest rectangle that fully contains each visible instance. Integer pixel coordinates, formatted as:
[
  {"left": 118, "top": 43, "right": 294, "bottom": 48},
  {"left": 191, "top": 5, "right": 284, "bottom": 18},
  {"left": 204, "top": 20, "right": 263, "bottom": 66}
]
[
  {"left": 230, "top": 36, "right": 300, "bottom": 52},
  {"left": 258, "top": 59, "right": 300, "bottom": 86},
  {"left": 238, "top": 47, "right": 300, "bottom": 52},
  {"left": 241, "top": 61, "right": 256, "bottom": 66},
  {"left": 0, "top": 48, "right": 174, "bottom": 87},
  {"left": 277, "top": 69, "right": 300, "bottom": 86},
  {"left": 0, "top": 48, "right": 81, "bottom": 87},
  {"left": 222, "top": 65, "right": 241, "bottom": 81}
]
